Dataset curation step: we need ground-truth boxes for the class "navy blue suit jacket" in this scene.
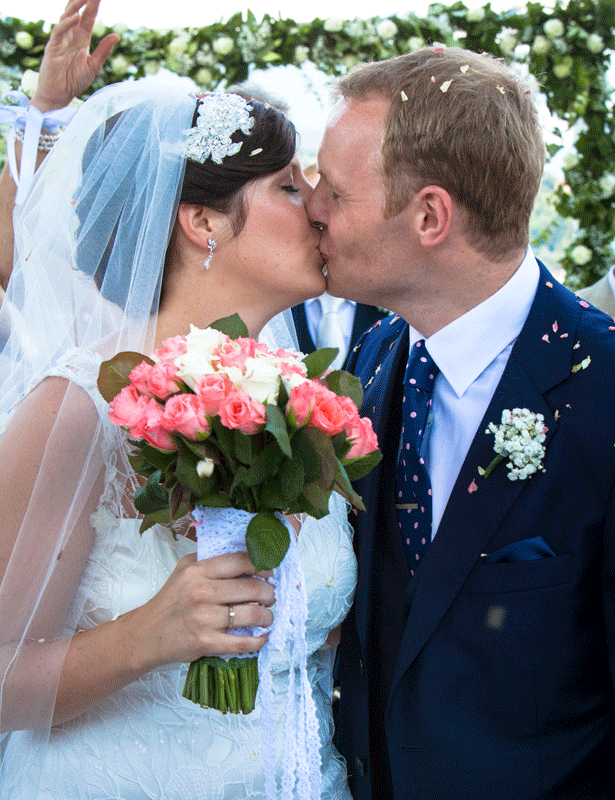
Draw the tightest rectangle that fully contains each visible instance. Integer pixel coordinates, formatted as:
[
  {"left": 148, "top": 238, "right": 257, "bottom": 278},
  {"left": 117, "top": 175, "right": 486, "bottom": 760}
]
[
  {"left": 291, "top": 301, "right": 387, "bottom": 367},
  {"left": 337, "top": 262, "right": 615, "bottom": 799}
]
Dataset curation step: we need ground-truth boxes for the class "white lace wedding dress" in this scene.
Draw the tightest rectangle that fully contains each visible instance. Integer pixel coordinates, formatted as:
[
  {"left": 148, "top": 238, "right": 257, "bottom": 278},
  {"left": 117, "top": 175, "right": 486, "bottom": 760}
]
[{"left": 0, "top": 351, "right": 357, "bottom": 800}]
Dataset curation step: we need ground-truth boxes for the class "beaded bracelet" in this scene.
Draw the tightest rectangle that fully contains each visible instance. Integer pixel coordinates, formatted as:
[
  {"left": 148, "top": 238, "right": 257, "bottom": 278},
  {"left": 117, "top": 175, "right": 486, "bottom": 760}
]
[{"left": 14, "top": 125, "right": 61, "bottom": 152}]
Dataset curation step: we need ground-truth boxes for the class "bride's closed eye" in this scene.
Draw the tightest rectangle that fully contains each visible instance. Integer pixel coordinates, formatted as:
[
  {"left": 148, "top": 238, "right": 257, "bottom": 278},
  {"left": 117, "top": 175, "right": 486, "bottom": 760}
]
[{"left": 282, "top": 184, "right": 301, "bottom": 193}]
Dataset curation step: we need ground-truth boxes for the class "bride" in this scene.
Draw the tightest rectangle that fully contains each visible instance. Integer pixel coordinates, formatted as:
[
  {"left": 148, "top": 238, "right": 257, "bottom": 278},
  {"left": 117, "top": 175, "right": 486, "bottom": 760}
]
[{"left": 0, "top": 2, "right": 356, "bottom": 798}]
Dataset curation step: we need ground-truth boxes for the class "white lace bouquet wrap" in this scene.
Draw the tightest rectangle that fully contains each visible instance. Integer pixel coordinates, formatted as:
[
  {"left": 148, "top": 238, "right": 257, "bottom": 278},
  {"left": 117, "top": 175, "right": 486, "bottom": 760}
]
[{"left": 192, "top": 505, "right": 321, "bottom": 800}]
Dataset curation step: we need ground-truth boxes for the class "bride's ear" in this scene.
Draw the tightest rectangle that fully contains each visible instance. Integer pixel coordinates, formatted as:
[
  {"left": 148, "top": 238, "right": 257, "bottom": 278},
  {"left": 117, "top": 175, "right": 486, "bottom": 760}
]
[{"left": 175, "top": 204, "right": 225, "bottom": 250}]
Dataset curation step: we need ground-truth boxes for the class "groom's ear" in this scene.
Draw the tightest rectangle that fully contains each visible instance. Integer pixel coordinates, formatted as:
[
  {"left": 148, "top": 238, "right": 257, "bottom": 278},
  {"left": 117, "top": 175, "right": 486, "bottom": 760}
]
[
  {"left": 176, "top": 203, "right": 226, "bottom": 249},
  {"left": 410, "top": 186, "right": 453, "bottom": 248}
]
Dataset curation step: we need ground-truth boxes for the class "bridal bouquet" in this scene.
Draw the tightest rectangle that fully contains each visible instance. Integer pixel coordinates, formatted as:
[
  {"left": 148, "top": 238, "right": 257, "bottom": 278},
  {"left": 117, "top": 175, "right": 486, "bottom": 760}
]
[{"left": 97, "top": 313, "right": 381, "bottom": 715}]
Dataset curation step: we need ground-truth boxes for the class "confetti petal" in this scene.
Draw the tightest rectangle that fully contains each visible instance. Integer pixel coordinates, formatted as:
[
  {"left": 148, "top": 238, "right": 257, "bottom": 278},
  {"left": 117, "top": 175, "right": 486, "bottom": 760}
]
[
  {"left": 468, "top": 479, "right": 478, "bottom": 494},
  {"left": 579, "top": 300, "right": 590, "bottom": 308},
  {"left": 401, "top": 90, "right": 408, "bottom": 101},
  {"left": 496, "top": 85, "right": 505, "bottom": 94},
  {"left": 546, "top": 281, "right": 553, "bottom": 288},
  {"left": 434, "top": 42, "right": 446, "bottom": 52},
  {"left": 431, "top": 76, "right": 436, "bottom": 83},
  {"left": 542, "top": 334, "right": 550, "bottom": 343},
  {"left": 460, "top": 64, "right": 470, "bottom": 73},
  {"left": 440, "top": 80, "right": 453, "bottom": 93},
  {"left": 552, "top": 321, "right": 558, "bottom": 332},
  {"left": 560, "top": 333, "right": 569, "bottom": 338},
  {"left": 250, "top": 148, "right": 263, "bottom": 156},
  {"left": 554, "top": 410, "right": 560, "bottom": 420}
]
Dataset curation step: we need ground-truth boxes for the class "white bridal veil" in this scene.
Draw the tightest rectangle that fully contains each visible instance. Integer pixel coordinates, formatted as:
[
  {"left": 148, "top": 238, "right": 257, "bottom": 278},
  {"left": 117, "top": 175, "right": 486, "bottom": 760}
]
[{"left": 0, "top": 78, "right": 297, "bottom": 796}]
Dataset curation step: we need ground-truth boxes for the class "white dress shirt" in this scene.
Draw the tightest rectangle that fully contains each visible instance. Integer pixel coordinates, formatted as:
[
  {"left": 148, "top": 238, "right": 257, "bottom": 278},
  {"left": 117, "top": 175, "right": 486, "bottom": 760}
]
[
  {"left": 305, "top": 294, "right": 357, "bottom": 353},
  {"left": 410, "top": 249, "right": 540, "bottom": 536}
]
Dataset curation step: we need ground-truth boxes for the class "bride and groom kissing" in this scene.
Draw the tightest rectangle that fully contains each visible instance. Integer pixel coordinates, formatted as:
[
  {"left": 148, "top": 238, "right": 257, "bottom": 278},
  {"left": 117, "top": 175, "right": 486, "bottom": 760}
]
[{"left": 1, "top": 1, "right": 615, "bottom": 798}]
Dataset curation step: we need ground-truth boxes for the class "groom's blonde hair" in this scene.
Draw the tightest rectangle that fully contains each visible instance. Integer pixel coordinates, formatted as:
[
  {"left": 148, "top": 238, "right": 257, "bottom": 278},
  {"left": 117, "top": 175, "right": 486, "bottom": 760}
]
[{"left": 338, "top": 47, "right": 545, "bottom": 260}]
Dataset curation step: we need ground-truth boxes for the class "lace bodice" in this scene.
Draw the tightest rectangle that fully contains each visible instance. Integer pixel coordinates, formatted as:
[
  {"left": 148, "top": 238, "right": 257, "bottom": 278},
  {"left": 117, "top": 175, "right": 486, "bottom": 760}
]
[{"left": 1, "top": 350, "right": 357, "bottom": 799}]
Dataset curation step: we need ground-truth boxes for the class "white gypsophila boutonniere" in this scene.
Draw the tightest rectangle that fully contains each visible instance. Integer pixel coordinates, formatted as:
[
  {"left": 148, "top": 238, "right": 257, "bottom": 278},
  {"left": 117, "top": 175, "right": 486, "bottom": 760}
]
[{"left": 479, "top": 408, "right": 548, "bottom": 481}]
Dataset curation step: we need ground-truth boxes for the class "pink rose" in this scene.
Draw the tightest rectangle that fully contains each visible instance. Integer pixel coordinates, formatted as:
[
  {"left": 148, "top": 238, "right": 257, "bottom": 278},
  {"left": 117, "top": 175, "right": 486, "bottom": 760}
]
[
  {"left": 218, "top": 389, "right": 266, "bottom": 434},
  {"left": 128, "top": 361, "right": 154, "bottom": 396},
  {"left": 214, "top": 337, "right": 255, "bottom": 371},
  {"left": 194, "top": 372, "right": 231, "bottom": 417},
  {"left": 153, "top": 334, "right": 188, "bottom": 363},
  {"left": 108, "top": 385, "right": 149, "bottom": 434},
  {"left": 147, "top": 361, "right": 181, "bottom": 400},
  {"left": 345, "top": 415, "right": 378, "bottom": 459},
  {"left": 287, "top": 382, "right": 349, "bottom": 436},
  {"left": 162, "top": 393, "right": 210, "bottom": 439},
  {"left": 134, "top": 398, "right": 178, "bottom": 451}
]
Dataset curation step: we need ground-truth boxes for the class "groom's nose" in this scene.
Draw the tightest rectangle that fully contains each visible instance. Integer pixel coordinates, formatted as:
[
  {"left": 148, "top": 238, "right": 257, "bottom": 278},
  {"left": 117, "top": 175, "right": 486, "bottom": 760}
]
[{"left": 306, "top": 179, "right": 327, "bottom": 232}]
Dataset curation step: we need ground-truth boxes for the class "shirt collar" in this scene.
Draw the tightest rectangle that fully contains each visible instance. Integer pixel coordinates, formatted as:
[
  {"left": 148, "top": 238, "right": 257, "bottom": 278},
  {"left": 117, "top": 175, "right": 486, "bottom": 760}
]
[
  {"left": 305, "top": 295, "right": 356, "bottom": 309},
  {"left": 409, "top": 248, "right": 540, "bottom": 398}
]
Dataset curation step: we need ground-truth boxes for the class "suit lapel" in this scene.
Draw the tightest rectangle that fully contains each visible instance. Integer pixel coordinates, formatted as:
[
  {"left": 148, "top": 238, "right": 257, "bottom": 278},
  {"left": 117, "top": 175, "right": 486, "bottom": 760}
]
[
  {"left": 390, "top": 265, "right": 582, "bottom": 693},
  {"left": 353, "top": 319, "right": 408, "bottom": 647}
]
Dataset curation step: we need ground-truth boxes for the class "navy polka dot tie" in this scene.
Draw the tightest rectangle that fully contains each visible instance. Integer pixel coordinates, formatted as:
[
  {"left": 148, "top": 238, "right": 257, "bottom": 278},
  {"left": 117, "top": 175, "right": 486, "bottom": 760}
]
[{"left": 396, "top": 339, "right": 439, "bottom": 575}]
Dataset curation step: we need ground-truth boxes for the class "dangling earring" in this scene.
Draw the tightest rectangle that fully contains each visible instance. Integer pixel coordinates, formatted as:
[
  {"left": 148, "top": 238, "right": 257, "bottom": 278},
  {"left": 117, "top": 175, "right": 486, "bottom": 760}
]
[{"left": 204, "top": 238, "right": 216, "bottom": 270}]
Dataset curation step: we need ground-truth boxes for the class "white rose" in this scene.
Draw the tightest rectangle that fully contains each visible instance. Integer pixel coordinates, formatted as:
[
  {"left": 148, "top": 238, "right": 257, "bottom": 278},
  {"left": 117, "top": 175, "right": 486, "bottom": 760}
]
[
  {"left": 15, "top": 31, "right": 34, "bottom": 49},
  {"left": 407, "top": 36, "right": 425, "bottom": 51},
  {"left": 195, "top": 67, "right": 213, "bottom": 86},
  {"left": 587, "top": 33, "right": 604, "bottom": 54},
  {"left": 174, "top": 325, "right": 226, "bottom": 388},
  {"left": 144, "top": 61, "right": 160, "bottom": 76},
  {"left": 323, "top": 18, "right": 344, "bottom": 33},
  {"left": 570, "top": 245, "right": 592, "bottom": 265},
  {"left": 281, "top": 372, "right": 309, "bottom": 394},
  {"left": 236, "top": 356, "right": 281, "bottom": 404},
  {"left": 196, "top": 458, "right": 215, "bottom": 478},
  {"left": 92, "top": 20, "right": 107, "bottom": 38},
  {"left": 342, "top": 54, "right": 359, "bottom": 70},
  {"left": 110, "top": 55, "right": 130, "bottom": 76},
  {"left": 212, "top": 36, "right": 234, "bottom": 56},
  {"left": 532, "top": 35, "right": 551, "bottom": 55},
  {"left": 599, "top": 173, "right": 615, "bottom": 197},
  {"left": 376, "top": 19, "right": 398, "bottom": 40},
  {"left": 19, "top": 69, "right": 38, "bottom": 96},
  {"left": 168, "top": 34, "right": 190, "bottom": 55},
  {"left": 553, "top": 57, "right": 573, "bottom": 79},
  {"left": 496, "top": 30, "right": 517, "bottom": 54},
  {"left": 543, "top": 18, "right": 565, "bottom": 39},
  {"left": 294, "top": 45, "right": 309, "bottom": 63},
  {"left": 465, "top": 7, "right": 485, "bottom": 23},
  {"left": 562, "top": 149, "right": 580, "bottom": 169}
]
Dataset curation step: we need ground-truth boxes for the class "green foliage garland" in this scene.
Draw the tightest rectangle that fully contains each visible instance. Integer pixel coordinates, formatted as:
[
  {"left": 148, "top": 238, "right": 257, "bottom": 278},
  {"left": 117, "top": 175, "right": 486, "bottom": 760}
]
[{"left": 1, "top": 0, "right": 614, "bottom": 286}]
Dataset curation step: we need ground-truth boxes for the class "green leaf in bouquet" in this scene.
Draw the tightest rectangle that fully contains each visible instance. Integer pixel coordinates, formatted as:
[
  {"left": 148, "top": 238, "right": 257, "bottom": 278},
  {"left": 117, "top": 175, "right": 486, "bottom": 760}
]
[
  {"left": 332, "top": 460, "right": 366, "bottom": 511},
  {"left": 324, "top": 369, "right": 364, "bottom": 409},
  {"left": 341, "top": 449, "right": 383, "bottom": 482},
  {"left": 233, "top": 430, "right": 254, "bottom": 465},
  {"left": 233, "top": 441, "right": 283, "bottom": 488},
  {"left": 278, "top": 454, "right": 305, "bottom": 503},
  {"left": 301, "top": 481, "right": 332, "bottom": 514},
  {"left": 169, "top": 483, "right": 192, "bottom": 522},
  {"left": 139, "top": 441, "right": 179, "bottom": 474},
  {"left": 259, "top": 480, "right": 289, "bottom": 510},
  {"left": 138, "top": 506, "right": 176, "bottom": 535},
  {"left": 211, "top": 417, "right": 237, "bottom": 470},
  {"left": 176, "top": 442, "right": 215, "bottom": 498},
  {"left": 301, "top": 427, "right": 336, "bottom": 488},
  {"left": 200, "top": 494, "right": 233, "bottom": 508},
  {"left": 178, "top": 435, "right": 217, "bottom": 462},
  {"left": 127, "top": 449, "right": 158, "bottom": 477},
  {"left": 208, "top": 312, "right": 249, "bottom": 339},
  {"left": 291, "top": 428, "right": 321, "bottom": 483},
  {"left": 97, "top": 351, "right": 155, "bottom": 403},
  {"left": 331, "top": 430, "right": 352, "bottom": 460},
  {"left": 265, "top": 404, "right": 292, "bottom": 458},
  {"left": 133, "top": 470, "right": 169, "bottom": 515},
  {"left": 245, "top": 511, "right": 290, "bottom": 571},
  {"left": 302, "top": 347, "right": 339, "bottom": 379}
]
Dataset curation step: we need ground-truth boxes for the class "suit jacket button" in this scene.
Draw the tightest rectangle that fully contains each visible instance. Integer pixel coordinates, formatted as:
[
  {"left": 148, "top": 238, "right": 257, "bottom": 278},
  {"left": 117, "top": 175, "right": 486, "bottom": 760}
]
[{"left": 354, "top": 757, "right": 366, "bottom": 777}]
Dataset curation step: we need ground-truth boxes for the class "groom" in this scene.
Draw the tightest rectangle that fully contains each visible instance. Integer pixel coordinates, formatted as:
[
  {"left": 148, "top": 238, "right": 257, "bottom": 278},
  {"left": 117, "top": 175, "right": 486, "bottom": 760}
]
[{"left": 307, "top": 46, "right": 615, "bottom": 799}]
